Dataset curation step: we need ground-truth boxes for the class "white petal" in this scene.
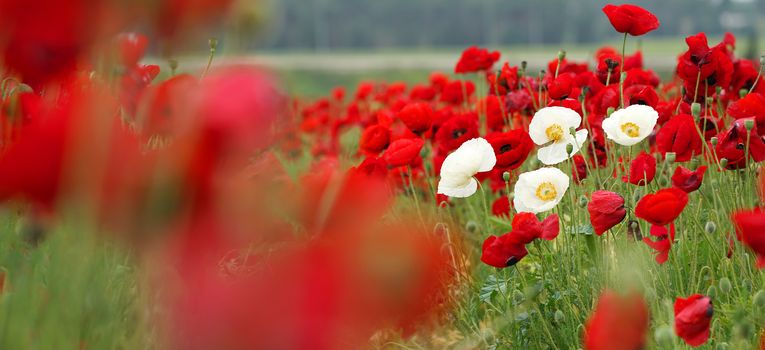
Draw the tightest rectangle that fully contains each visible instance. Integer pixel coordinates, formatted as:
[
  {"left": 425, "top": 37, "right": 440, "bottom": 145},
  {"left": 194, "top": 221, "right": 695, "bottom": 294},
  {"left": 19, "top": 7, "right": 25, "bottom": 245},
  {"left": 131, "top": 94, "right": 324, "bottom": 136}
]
[
  {"left": 440, "top": 137, "right": 496, "bottom": 176},
  {"left": 438, "top": 176, "right": 478, "bottom": 198},
  {"left": 528, "top": 106, "right": 582, "bottom": 145},
  {"left": 537, "top": 142, "right": 569, "bottom": 165}
]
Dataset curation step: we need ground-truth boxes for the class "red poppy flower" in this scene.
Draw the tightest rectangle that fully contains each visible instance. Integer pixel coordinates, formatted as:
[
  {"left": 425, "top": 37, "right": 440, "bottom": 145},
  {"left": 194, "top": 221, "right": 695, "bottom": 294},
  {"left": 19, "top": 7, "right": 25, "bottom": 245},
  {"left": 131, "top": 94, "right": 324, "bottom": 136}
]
[
  {"left": 488, "top": 63, "right": 520, "bottom": 96},
  {"left": 115, "top": 32, "right": 149, "bottom": 68},
  {"left": 547, "top": 73, "right": 575, "bottom": 100},
  {"left": 485, "top": 130, "right": 534, "bottom": 169},
  {"left": 136, "top": 74, "right": 197, "bottom": 137},
  {"left": 440, "top": 80, "right": 475, "bottom": 105},
  {"left": 491, "top": 196, "right": 511, "bottom": 218},
  {"left": 655, "top": 114, "right": 702, "bottom": 162},
  {"left": 622, "top": 152, "right": 656, "bottom": 186},
  {"left": 383, "top": 138, "right": 425, "bottom": 168},
  {"left": 602, "top": 4, "right": 660, "bottom": 36},
  {"left": 572, "top": 154, "right": 588, "bottom": 183},
  {"left": 732, "top": 208, "right": 765, "bottom": 268},
  {"left": 455, "top": 46, "right": 500, "bottom": 74},
  {"left": 676, "top": 33, "right": 734, "bottom": 99},
  {"left": 727, "top": 92, "right": 765, "bottom": 136},
  {"left": 588, "top": 190, "right": 627, "bottom": 236},
  {"left": 643, "top": 224, "right": 674, "bottom": 264},
  {"left": 398, "top": 102, "right": 433, "bottom": 134},
  {"left": 635, "top": 187, "right": 689, "bottom": 226},
  {"left": 583, "top": 290, "right": 649, "bottom": 350},
  {"left": 624, "top": 85, "right": 658, "bottom": 108},
  {"left": 511, "top": 212, "right": 560, "bottom": 242},
  {"left": 674, "top": 294, "right": 713, "bottom": 347},
  {"left": 714, "top": 118, "right": 765, "bottom": 169},
  {"left": 671, "top": 166, "right": 707, "bottom": 193},
  {"left": 434, "top": 113, "right": 479, "bottom": 153},
  {"left": 596, "top": 52, "right": 623, "bottom": 85},
  {"left": 480, "top": 234, "right": 528, "bottom": 268},
  {"left": 359, "top": 124, "right": 391, "bottom": 154}
]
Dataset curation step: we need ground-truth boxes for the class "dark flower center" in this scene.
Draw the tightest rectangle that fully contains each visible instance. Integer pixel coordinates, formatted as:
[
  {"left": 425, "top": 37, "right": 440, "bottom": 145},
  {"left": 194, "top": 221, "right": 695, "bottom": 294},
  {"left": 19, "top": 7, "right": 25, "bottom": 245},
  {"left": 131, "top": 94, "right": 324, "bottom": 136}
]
[
  {"left": 500, "top": 144, "right": 513, "bottom": 153},
  {"left": 505, "top": 256, "right": 519, "bottom": 267},
  {"left": 452, "top": 128, "right": 466, "bottom": 139}
]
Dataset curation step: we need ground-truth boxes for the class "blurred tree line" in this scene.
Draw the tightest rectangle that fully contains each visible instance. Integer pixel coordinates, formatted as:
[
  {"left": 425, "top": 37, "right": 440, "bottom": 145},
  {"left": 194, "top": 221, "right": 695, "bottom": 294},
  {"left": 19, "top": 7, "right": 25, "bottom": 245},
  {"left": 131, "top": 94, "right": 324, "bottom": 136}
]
[{"left": 252, "top": 0, "right": 765, "bottom": 50}]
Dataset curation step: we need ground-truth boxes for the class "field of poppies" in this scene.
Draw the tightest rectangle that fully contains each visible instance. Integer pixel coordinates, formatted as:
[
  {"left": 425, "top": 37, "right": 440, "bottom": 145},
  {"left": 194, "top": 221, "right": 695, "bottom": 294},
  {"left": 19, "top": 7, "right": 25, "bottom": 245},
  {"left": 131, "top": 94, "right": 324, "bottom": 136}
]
[{"left": 2, "top": 1, "right": 765, "bottom": 349}]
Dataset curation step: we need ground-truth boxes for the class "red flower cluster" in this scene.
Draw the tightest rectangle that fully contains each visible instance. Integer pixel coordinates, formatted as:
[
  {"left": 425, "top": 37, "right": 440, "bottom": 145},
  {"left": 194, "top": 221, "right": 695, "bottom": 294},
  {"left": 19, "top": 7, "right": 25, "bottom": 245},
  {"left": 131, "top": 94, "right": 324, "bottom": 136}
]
[
  {"left": 481, "top": 213, "right": 559, "bottom": 268},
  {"left": 584, "top": 290, "right": 649, "bottom": 350}
]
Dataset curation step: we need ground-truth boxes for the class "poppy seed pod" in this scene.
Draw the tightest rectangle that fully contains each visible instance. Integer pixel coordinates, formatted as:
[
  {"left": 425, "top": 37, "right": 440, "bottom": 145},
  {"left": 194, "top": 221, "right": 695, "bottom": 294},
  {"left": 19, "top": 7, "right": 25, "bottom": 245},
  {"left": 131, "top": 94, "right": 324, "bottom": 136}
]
[
  {"left": 502, "top": 171, "right": 511, "bottom": 182},
  {"left": 745, "top": 119, "right": 755, "bottom": 131},
  {"left": 711, "top": 137, "right": 719, "bottom": 147},
  {"left": 654, "top": 325, "right": 674, "bottom": 346},
  {"left": 720, "top": 158, "right": 729, "bottom": 168},
  {"left": 554, "top": 309, "right": 565, "bottom": 323},
  {"left": 719, "top": 277, "right": 732, "bottom": 294},
  {"left": 705, "top": 221, "right": 716, "bottom": 233},
  {"left": 465, "top": 221, "right": 478, "bottom": 233},
  {"left": 578, "top": 195, "right": 588, "bottom": 208},
  {"left": 691, "top": 103, "right": 701, "bottom": 118},
  {"left": 706, "top": 285, "right": 717, "bottom": 298}
]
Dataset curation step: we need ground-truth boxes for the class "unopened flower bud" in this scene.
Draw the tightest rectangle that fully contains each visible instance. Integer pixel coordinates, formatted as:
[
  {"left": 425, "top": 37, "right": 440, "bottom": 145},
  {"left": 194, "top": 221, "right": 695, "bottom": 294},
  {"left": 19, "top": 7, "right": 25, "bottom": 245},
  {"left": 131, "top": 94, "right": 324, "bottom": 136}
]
[
  {"left": 168, "top": 59, "right": 179, "bottom": 71},
  {"left": 743, "top": 279, "right": 753, "bottom": 292},
  {"left": 753, "top": 290, "right": 765, "bottom": 308},
  {"left": 557, "top": 50, "right": 566, "bottom": 61},
  {"left": 632, "top": 191, "right": 642, "bottom": 204},
  {"left": 209, "top": 37, "right": 219, "bottom": 51},
  {"left": 578, "top": 195, "right": 588, "bottom": 208},
  {"left": 760, "top": 55, "right": 765, "bottom": 67},
  {"left": 711, "top": 136, "right": 719, "bottom": 147},
  {"left": 716, "top": 86, "right": 723, "bottom": 95},
  {"left": 691, "top": 103, "right": 701, "bottom": 118},
  {"left": 502, "top": 171, "right": 511, "bottom": 182},
  {"left": 465, "top": 221, "right": 478, "bottom": 233},
  {"left": 745, "top": 119, "right": 755, "bottom": 131},
  {"left": 554, "top": 309, "right": 564, "bottom": 323},
  {"left": 716, "top": 343, "right": 729, "bottom": 350},
  {"left": 690, "top": 158, "right": 700, "bottom": 169},
  {"left": 565, "top": 143, "right": 574, "bottom": 156},
  {"left": 720, "top": 158, "right": 729, "bottom": 168},
  {"left": 705, "top": 221, "right": 717, "bottom": 234},
  {"left": 521, "top": 61, "right": 528, "bottom": 71},
  {"left": 665, "top": 152, "right": 676, "bottom": 163},
  {"left": 654, "top": 325, "right": 674, "bottom": 346},
  {"left": 719, "top": 277, "right": 732, "bottom": 294},
  {"left": 740, "top": 89, "right": 748, "bottom": 99}
]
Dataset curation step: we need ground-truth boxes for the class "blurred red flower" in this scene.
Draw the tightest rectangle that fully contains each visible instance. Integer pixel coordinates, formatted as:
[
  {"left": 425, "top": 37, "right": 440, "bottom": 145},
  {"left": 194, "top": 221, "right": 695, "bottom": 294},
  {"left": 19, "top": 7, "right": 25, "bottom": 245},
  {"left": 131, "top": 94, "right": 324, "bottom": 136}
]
[
  {"left": 360, "top": 124, "right": 391, "bottom": 154},
  {"left": 674, "top": 294, "right": 713, "bottom": 347},
  {"left": 732, "top": 208, "right": 765, "bottom": 268},
  {"left": 583, "top": 289, "right": 649, "bottom": 350},
  {"left": 383, "top": 138, "right": 425, "bottom": 168},
  {"left": 398, "top": 102, "right": 433, "bottom": 134},
  {"left": 481, "top": 234, "right": 528, "bottom": 268},
  {"left": 587, "top": 190, "right": 626, "bottom": 236},
  {"left": 455, "top": 46, "right": 500, "bottom": 74},
  {"left": 572, "top": 154, "right": 588, "bottom": 183},
  {"left": 491, "top": 196, "right": 511, "bottom": 218}
]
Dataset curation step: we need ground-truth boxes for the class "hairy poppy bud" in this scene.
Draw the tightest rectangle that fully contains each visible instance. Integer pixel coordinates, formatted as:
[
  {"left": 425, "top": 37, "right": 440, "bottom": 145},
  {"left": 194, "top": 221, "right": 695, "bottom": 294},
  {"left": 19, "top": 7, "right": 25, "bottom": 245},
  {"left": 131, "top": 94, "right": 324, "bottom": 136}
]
[
  {"left": 578, "top": 195, "right": 588, "bottom": 208},
  {"left": 745, "top": 119, "right": 755, "bottom": 131},
  {"left": 760, "top": 55, "right": 765, "bottom": 67},
  {"left": 743, "top": 279, "right": 753, "bottom": 292},
  {"left": 753, "top": 290, "right": 765, "bottom": 308},
  {"left": 502, "top": 171, "right": 511, "bottom": 182},
  {"left": 209, "top": 38, "right": 219, "bottom": 51},
  {"left": 740, "top": 89, "right": 748, "bottom": 99},
  {"left": 719, "top": 277, "right": 732, "bottom": 294},
  {"left": 557, "top": 50, "right": 566, "bottom": 62},
  {"left": 705, "top": 221, "right": 716, "bottom": 234},
  {"left": 690, "top": 158, "right": 700, "bottom": 168},
  {"left": 716, "top": 86, "right": 723, "bottom": 95},
  {"left": 654, "top": 325, "right": 674, "bottom": 346},
  {"left": 168, "top": 59, "right": 179, "bottom": 73},
  {"left": 691, "top": 103, "right": 701, "bottom": 118},
  {"left": 720, "top": 158, "right": 728, "bottom": 168},
  {"left": 566, "top": 143, "right": 574, "bottom": 156},
  {"left": 465, "top": 221, "right": 478, "bottom": 233},
  {"left": 521, "top": 61, "right": 528, "bottom": 71},
  {"left": 716, "top": 343, "right": 729, "bottom": 350},
  {"left": 710, "top": 136, "right": 719, "bottom": 147},
  {"left": 554, "top": 309, "right": 564, "bottom": 323}
]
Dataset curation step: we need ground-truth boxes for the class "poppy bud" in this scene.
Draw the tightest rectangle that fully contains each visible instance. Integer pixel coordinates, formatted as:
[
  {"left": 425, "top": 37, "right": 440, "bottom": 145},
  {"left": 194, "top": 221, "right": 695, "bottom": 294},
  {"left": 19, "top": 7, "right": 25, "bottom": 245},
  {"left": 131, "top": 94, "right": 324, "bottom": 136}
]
[
  {"left": 512, "top": 289, "right": 524, "bottom": 304},
  {"left": 740, "top": 89, "right": 748, "bottom": 99},
  {"left": 654, "top": 325, "right": 674, "bottom": 346},
  {"left": 521, "top": 61, "right": 527, "bottom": 71},
  {"left": 706, "top": 285, "right": 717, "bottom": 298},
  {"left": 720, "top": 158, "right": 728, "bottom": 168},
  {"left": 691, "top": 103, "right": 701, "bottom": 118},
  {"left": 716, "top": 343, "right": 729, "bottom": 350},
  {"left": 620, "top": 72, "right": 627, "bottom": 83},
  {"left": 465, "top": 221, "right": 478, "bottom": 233},
  {"left": 735, "top": 321, "right": 753, "bottom": 339},
  {"left": 743, "top": 279, "right": 753, "bottom": 292},
  {"left": 168, "top": 59, "right": 179, "bottom": 73},
  {"left": 658, "top": 177, "right": 668, "bottom": 187},
  {"left": 632, "top": 191, "right": 642, "bottom": 203},
  {"left": 557, "top": 50, "right": 566, "bottom": 62},
  {"left": 690, "top": 158, "right": 700, "bottom": 168},
  {"left": 716, "top": 86, "right": 723, "bottom": 95},
  {"left": 209, "top": 37, "right": 219, "bottom": 51},
  {"left": 578, "top": 195, "right": 588, "bottom": 208},
  {"left": 705, "top": 221, "right": 716, "bottom": 234},
  {"left": 554, "top": 309, "right": 564, "bottom": 323},
  {"left": 502, "top": 171, "right": 511, "bottom": 182},
  {"left": 566, "top": 143, "right": 574, "bottom": 156},
  {"left": 607, "top": 107, "right": 615, "bottom": 117},
  {"left": 719, "top": 277, "right": 732, "bottom": 294},
  {"left": 711, "top": 136, "right": 719, "bottom": 147},
  {"left": 753, "top": 290, "right": 765, "bottom": 308},
  {"left": 760, "top": 55, "right": 765, "bottom": 67},
  {"left": 745, "top": 119, "right": 755, "bottom": 131},
  {"left": 627, "top": 219, "right": 642, "bottom": 240},
  {"left": 665, "top": 152, "right": 676, "bottom": 163}
]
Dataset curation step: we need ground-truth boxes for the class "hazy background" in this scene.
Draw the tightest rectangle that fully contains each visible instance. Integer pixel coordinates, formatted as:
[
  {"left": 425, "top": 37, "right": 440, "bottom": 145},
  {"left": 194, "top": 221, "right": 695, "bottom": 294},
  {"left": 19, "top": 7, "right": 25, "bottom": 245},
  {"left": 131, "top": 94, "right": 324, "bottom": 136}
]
[{"left": 219, "top": 0, "right": 765, "bottom": 96}]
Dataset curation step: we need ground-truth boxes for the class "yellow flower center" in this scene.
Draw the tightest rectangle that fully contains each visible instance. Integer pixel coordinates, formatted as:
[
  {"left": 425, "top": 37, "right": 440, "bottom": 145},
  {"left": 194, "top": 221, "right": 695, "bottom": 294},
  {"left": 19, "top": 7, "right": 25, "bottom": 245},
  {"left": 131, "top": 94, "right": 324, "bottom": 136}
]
[
  {"left": 545, "top": 124, "right": 564, "bottom": 142},
  {"left": 535, "top": 182, "right": 557, "bottom": 201},
  {"left": 620, "top": 122, "right": 640, "bottom": 138}
]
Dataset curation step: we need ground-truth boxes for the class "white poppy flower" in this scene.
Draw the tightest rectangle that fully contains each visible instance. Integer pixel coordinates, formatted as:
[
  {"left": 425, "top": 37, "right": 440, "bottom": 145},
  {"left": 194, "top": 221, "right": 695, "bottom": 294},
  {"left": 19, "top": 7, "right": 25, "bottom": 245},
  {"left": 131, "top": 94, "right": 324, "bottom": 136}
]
[
  {"left": 437, "top": 138, "right": 497, "bottom": 198},
  {"left": 528, "top": 106, "right": 588, "bottom": 165},
  {"left": 601, "top": 104, "right": 658, "bottom": 146},
  {"left": 513, "top": 167, "right": 569, "bottom": 213}
]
